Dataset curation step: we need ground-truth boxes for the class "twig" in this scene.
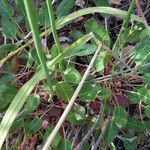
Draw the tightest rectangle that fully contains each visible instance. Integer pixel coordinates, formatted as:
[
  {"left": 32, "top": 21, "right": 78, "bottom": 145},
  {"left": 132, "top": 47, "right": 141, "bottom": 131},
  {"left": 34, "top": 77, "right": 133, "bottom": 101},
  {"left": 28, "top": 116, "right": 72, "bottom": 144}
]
[
  {"left": 74, "top": 103, "right": 104, "bottom": 150},
  {"left": 91, "top": 109, "right": 111, "bottom": 150},
  {"left": 136, "top": 1, "right": 148, "bottom": 27},
  {"left": 136, "top": 0, "right": 150, "bottom": 37},
  {"left": 72, "top": 125, "right": 84, "bottom": 147},
  {"left": 42, "top": 45, "right": 102, "bottom": 150}
]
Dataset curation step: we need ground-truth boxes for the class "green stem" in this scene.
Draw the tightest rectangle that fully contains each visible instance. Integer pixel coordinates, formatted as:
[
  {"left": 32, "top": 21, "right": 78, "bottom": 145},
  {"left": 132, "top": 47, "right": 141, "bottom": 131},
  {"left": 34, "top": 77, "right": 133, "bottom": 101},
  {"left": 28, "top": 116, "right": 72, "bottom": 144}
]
[
  {"left": 46, "top": 0, "right": 65, "bottom": 72},
  {"left": 112, "top": 0, "right": 137, "bottom": 56},
  {"left": 46, "top": 0, "right": 61, "bottom": 53},
  {"left": 23, "top": 0, "right": 53, "bottom": 96}
]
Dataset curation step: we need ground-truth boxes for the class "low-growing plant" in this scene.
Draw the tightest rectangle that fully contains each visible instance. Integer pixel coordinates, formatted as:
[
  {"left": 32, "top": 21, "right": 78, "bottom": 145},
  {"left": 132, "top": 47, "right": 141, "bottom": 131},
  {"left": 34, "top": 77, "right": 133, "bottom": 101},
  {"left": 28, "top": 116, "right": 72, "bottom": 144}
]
[{"left": 0, "top": 0, "right": 150, "bottom": 149}]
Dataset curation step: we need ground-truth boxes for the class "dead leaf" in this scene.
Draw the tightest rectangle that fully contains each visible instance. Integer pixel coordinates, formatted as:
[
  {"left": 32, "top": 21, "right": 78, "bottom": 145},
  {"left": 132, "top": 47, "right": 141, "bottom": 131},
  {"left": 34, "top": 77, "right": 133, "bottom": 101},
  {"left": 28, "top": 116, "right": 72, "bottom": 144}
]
[
  {"left": 12, "top": 56, "right": 20, "bottom": 73},
  {"left": 76, "top": 0, "right": 85, "bottom": 8},
  {"left": 115, "top": 95, "right": 129, "bottom": 107},
  {"left": 59, "top": 36, "right": 70, "bottom": 43},
  {"left": 90, "top": 100, "right": 101, "bottom": 113},
  {"left": 110, "top": 0, "right": 122, "bottom": 5}
]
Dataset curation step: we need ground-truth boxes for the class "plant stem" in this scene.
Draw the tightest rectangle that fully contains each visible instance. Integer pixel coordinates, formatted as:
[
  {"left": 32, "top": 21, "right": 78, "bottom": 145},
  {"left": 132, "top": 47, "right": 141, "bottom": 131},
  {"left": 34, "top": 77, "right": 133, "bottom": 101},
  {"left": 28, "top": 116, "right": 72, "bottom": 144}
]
[
  {"left": 136, "top": 0, "right": 150, "bottom": 37},
  {"left": 46, "top": 0, "right": 61, "bottom": 54},
  {"left": 112, "top": 0, "right": 137, "bottom": 56},
  {"left": 46, "top": 0, "right": 65, "bottom": 73},
  {"left": 23, "top": 0, "right": 53, "bottom": 96}
]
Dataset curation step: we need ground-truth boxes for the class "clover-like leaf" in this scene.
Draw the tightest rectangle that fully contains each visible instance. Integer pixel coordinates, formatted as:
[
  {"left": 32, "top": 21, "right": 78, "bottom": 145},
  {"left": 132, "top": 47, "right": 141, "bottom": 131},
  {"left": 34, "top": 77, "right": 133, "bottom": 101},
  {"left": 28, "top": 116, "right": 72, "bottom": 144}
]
[
  {"left": 55, "top": 82, "right": 74, "bottom": 102},
  {"left": 113, "top": 106, "right": 127, "bottom": 128},
  {"left": 79, "top": 83, "right": 101, "bottom": 102},
  {"left": 64, "top": 67, "right": 81, "bottom": 84}
]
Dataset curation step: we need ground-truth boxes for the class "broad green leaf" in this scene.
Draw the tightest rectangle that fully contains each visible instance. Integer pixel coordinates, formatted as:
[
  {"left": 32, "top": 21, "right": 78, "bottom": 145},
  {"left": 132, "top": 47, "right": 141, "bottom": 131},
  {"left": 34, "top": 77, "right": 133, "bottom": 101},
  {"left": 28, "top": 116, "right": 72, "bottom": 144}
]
[
  {"left": 138, "top": 87, "right": 150, "bottom": 104},
  {"left": 1, "top": 0, "right": 19, "bottom": 39},
  {"left": 133, "top": 37, "right": 150, "bottom": 68},
  {"left": 113, "top": 106, "right": 127, "bottom": 128},
  {"left": 143, "top": 73, "right": 150, "bottom": 85},
  {"left": 57, "top": 139, "right": 72, "bottom": 150},
  {"left": 98, "top": 87, "right": 112, "bottom": 100},
  {"left": 2, "top": 16, "right": 17, "bottom": 39},
  {"left": 74, "top": 105, "right": 85, "bottom": 121},
  {"left": 2, "top": 0, "right": 13, "bottom": 17},
  {"left": 44, "top": 126, "right": 61, "bottom": 148},
  {"left": 104, "top": 120, "right": 119, "bottom": 144},
  {"left": 0, "top": 44, "right": 18, "bottom": 52},
  {"left": 140, "top": 27, "right": 150, "bottom": 40},
  {"left": 15, "top": 0, "right": 26, "bottom": 17},
  {"left": 93, "top": 54, "right": 105, "bottom": 73},
  {"left": 79, "top": 83, "right": 101, "bottom": 102},
  {"left": 0, "top": 84, "right": 8, "bottom": 94},
  {"left": 10, "top": 117, "right": 24, "bottom": 133},
  {"left": 25, "top": 118, "right": 42, "bottom": 134},
  {"left": 85, "top": 18, "right": 110, "bottom": 46},
  {"left": 63, "top": 33, "right": 94, "bottom": 58},
  {"left": 56, "top": 0, "right": 76, "bottom": 18},
  {"left": 71, "top": 30, "right": 84, "bottom": 40},
  {"left": 0, "top": 2, "right": 9, "bottom": 17},
  {"left": 25, "top": 95, "right": 40, "bottom": 113},
  {"left": 127, "top": 118, "right": 144, "bottom": 132},
  {"left": 2, "top": 84, "right": 18, "bottom": 100},
  {"left": 65, "top": 43, "right": 97, "bottom": 57},
  {"left": 55, "top": 82, "right": 74, "bottom": 102},
  {"left": 144, "top": 105, "right": 150, "bottom": 118},
  {"left": 127, "top": 89, "right": 140, "bottom": 104},
  {"left": 124, "top": 25, "right": 143, "bottom": 43},
  {"left": 67, "top": 106, "right": 84, "bottom": 125},
  {"left": 0, "top": 84, "right": 18, "bottom": 110},
  {"left": 123, "top": 135, "right": 138, "bottom": 150},
  {"left": 127, "top": 118, "right": 150, "bottom": 132},
  {"left": 93, "top": 51, "right": 111, "bottom": 73},
  {"left": 0, "top": 72, "right": 16, "bottom": 83},
  {"left": 64, "top": 67, "right": 81, "bottom": 84},
  {"left": 37, "top": 4, "right": 50, "bottom": 27}
]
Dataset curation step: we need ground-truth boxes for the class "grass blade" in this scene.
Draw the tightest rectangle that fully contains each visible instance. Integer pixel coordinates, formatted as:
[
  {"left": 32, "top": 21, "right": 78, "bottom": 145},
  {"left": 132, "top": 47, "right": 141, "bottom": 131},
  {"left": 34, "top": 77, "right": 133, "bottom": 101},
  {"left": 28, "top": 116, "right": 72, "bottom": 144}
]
[
  {"left": 23, "top": 0, "right": 53, "bottom": 95},
  {"left": 46, "top": 0, "right": 65, "bottom": 74}
]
